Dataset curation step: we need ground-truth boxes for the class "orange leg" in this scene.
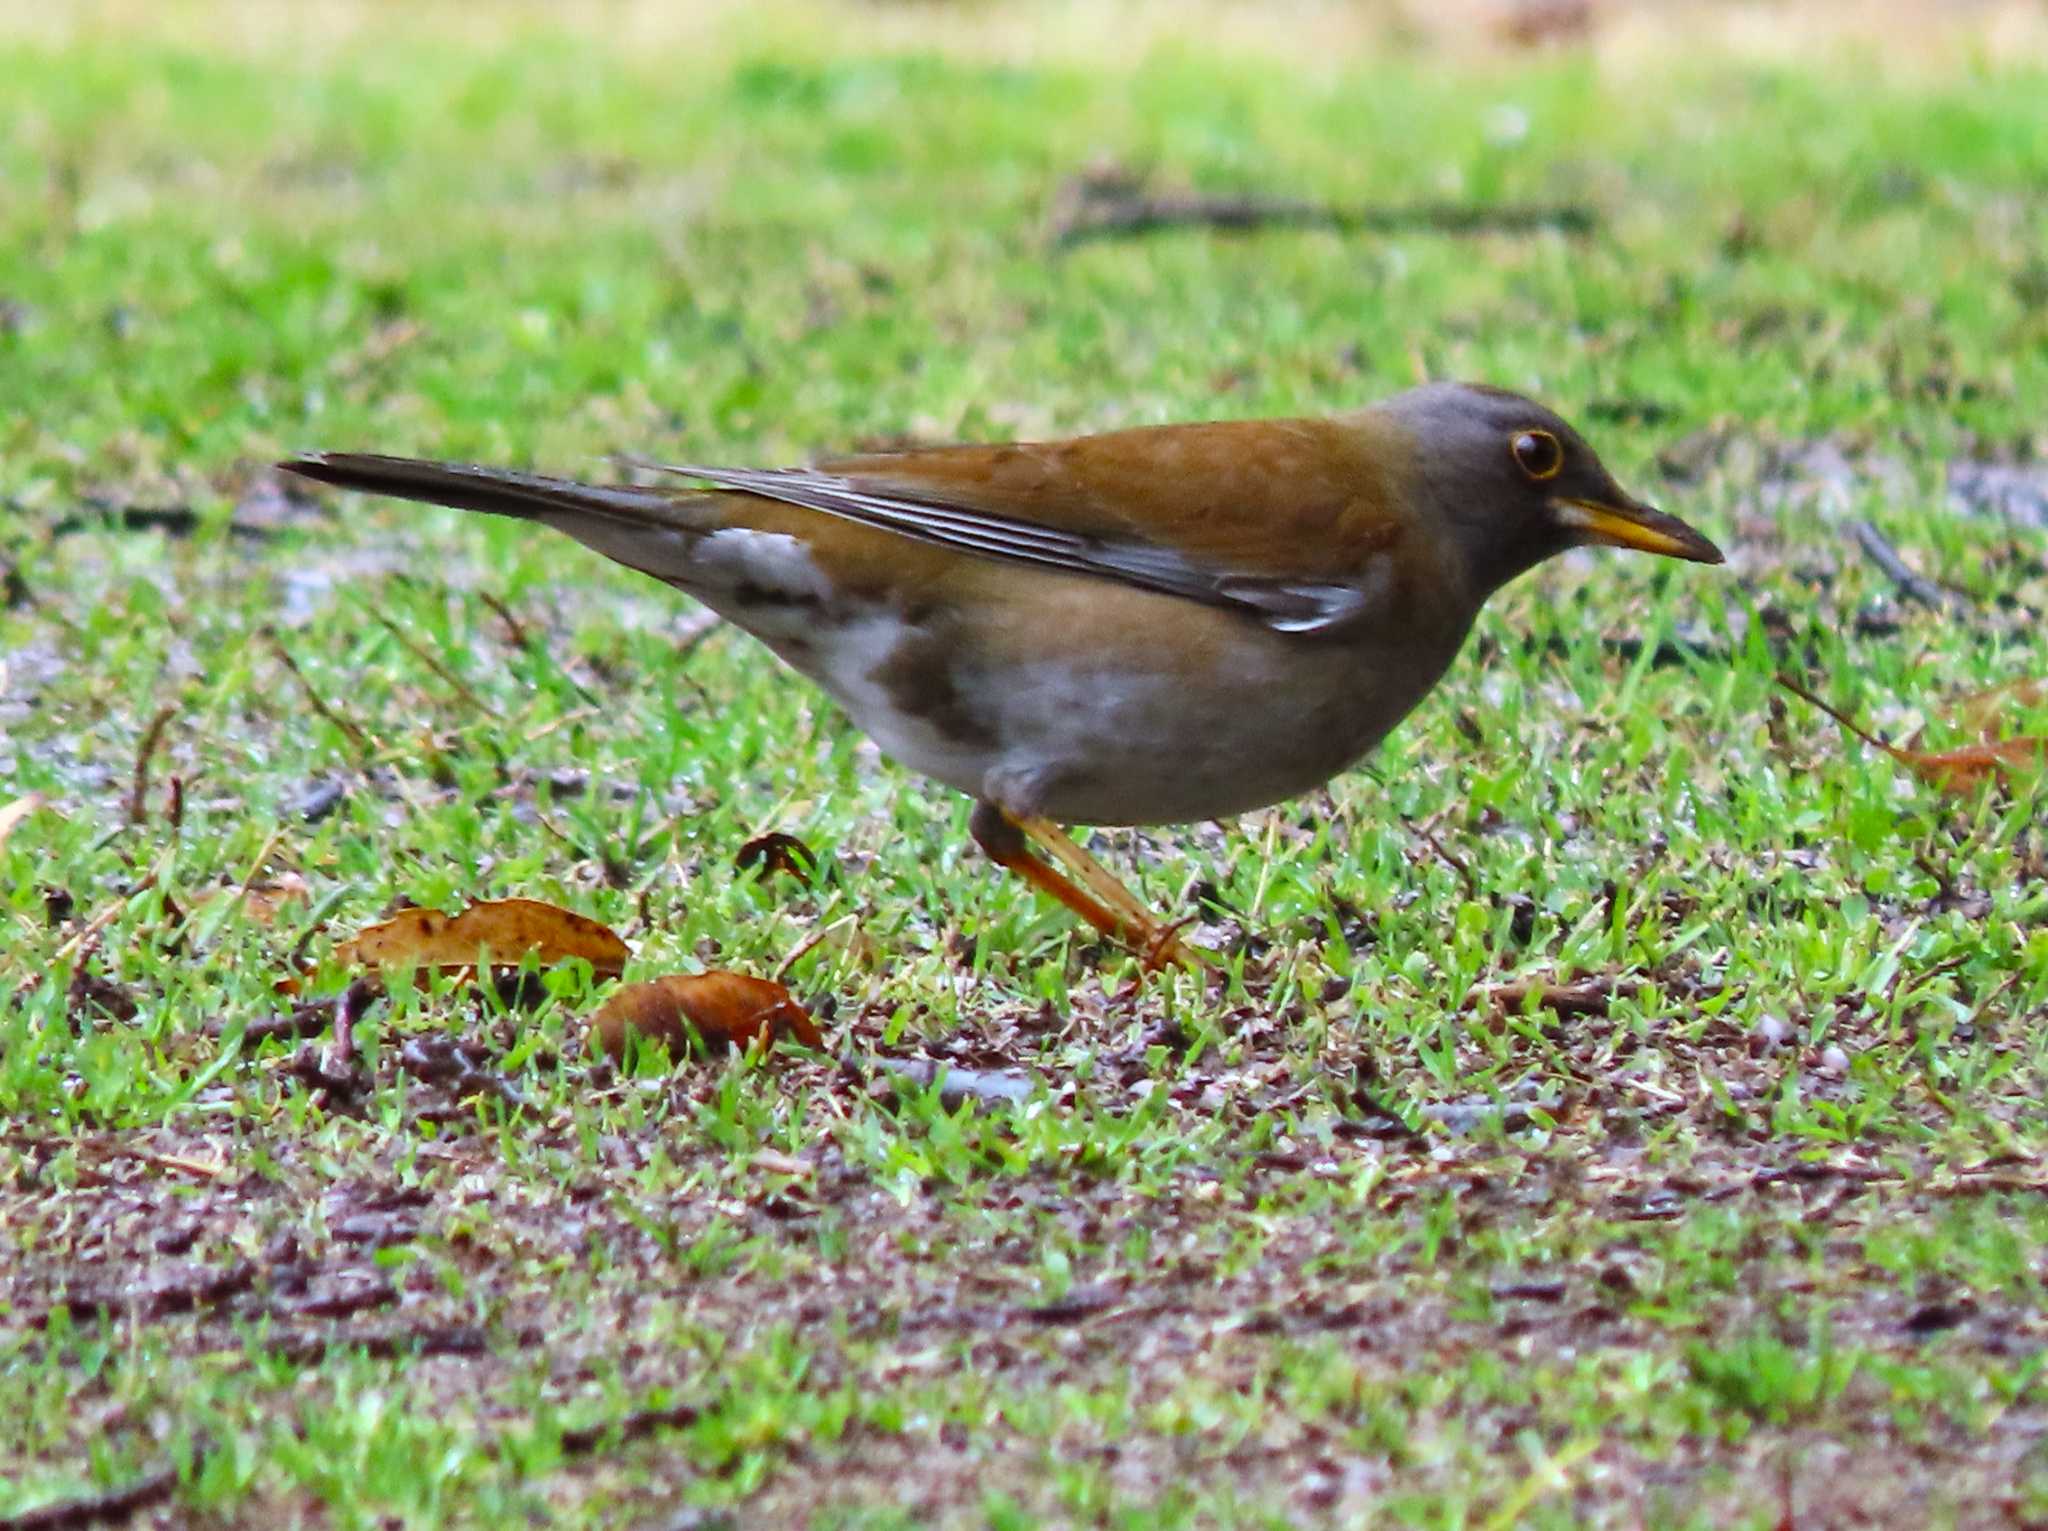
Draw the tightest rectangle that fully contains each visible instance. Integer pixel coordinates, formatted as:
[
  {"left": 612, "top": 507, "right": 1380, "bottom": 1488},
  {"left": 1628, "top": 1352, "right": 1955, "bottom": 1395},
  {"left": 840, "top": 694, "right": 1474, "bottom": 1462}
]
[{"left": 970, "top": 802, "right": 1199, "bottom": 969}]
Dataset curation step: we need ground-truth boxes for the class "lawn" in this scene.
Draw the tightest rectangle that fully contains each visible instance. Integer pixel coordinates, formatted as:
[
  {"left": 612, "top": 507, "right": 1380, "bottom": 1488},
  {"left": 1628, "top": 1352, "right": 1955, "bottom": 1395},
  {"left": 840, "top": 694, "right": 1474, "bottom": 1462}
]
[{"left": 4, "top": 2, "right": 2048, "bottom": 1525}]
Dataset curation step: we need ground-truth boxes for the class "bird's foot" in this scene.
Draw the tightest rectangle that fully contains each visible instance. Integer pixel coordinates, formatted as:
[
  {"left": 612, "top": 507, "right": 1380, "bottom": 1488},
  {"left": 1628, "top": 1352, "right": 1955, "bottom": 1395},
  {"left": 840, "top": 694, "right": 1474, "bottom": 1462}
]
[{"left": 969, "top": 803, "right": 1204, "bottom": 970}]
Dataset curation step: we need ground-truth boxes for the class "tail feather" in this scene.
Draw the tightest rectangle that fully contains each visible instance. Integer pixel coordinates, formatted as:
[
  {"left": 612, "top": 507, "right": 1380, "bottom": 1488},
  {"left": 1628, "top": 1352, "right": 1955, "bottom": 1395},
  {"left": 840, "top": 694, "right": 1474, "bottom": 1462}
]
[
  {"left": 278, "top": 452, "right": 703, "bottom": 529},
  {"left": 280, "top": 451, "right": 726, "bottom": 583}
]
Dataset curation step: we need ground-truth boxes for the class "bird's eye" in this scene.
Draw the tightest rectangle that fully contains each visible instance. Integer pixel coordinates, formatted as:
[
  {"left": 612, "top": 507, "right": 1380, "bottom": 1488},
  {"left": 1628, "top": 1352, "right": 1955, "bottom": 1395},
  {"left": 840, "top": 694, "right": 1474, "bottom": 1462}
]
[{"left": 1511, "top": 429, "right": 1564, "bottom": 481}]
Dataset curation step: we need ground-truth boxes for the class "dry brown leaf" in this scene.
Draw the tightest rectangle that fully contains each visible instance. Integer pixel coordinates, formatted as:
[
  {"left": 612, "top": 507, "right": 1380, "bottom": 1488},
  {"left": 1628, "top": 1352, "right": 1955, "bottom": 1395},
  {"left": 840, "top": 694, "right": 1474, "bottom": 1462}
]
[
  {"left": 1888, "top": 737, "right": 2048, "bottom": 791},
  {"left": 331, "top": 898, "right": 629, "bottom": 981},
  {"left": 1954, "top": 676, "right": 2048, "bottom": 736},
  {"left": 1777, "top": 674, "right": 2048, "bottom": 793},
  {"left": 589, "top": 972, "right": 821, "bottom": 1061},
  {"left": 0, "top": 792, "right": 42, "bottom": 852}
]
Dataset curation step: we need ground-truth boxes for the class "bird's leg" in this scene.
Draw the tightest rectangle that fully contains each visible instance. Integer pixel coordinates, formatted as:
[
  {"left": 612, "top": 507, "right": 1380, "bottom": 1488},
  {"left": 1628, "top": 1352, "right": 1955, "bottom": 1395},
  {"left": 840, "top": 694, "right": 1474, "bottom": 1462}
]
[
  {"left": 969, "top": 802, "right": 1196, "bottom": 969},
  {"left": 1016, "top": 815, "right": 1195, "bottom": 966},
  {"left": 1032, "top": 819, "right": 1201, "bottom": 971},
  {"left": 969, "top": 802, "right": 1127, "bottom": 948}
]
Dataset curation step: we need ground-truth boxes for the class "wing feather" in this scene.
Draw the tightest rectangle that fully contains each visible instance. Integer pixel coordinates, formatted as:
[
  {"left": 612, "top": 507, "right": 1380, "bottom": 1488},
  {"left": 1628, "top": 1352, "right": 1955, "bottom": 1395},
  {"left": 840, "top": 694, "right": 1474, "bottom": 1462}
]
[{"left": 655, "top": 458, "right": 1382, "bottom": 635}]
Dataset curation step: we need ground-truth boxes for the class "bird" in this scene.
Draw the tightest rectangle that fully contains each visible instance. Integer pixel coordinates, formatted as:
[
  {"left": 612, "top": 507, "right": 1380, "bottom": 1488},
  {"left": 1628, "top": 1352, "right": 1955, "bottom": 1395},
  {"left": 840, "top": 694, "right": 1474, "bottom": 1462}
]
[{"left": 281, "top": 382, "right": 1722, "bottom": 966}]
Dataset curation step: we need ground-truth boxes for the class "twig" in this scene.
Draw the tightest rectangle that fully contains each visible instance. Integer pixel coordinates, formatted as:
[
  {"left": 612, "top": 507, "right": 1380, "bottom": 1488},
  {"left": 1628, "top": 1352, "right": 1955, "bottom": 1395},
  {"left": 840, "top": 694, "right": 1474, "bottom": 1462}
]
[
  {"left": 1050, "top": 179, "right": 1595, "bottom": 249},
  {"left": 126, "top": 703, "right": 179, "bottom": 826},
  {"left": 325, "top": 988, "right": 360, "bottom": 1073},
  {"left": 0, "top": 1457, "right": 184, "bottom": 1530},
  {"left": 1417, "top": 1096, "right": 1561, "bottom": 1134},
  {"left": 476, "top": 589, "right": 533, "bottom": 649},
  {"left": 1533, "top": 630, "right": 1733, "bottom": 668},
  {"left": 236, "top": 977, "right": 382, "bottom": 1049},
  {"left": 40, "top": 498, "right": 270, "bottom": 541},
  {"left": 531, "top": 799, "right": 631, "bottom": 888},
  {"left": 1775, "top": 673, "right": 1896, "bottom": 756},
  {"left": 1962, "top": 972, "right": 2021, "bottom": 1035},
  {"left": 772, "top": 914, "right": 853, "bottom": 981},
  {"left": 362, "top": 606, "right": 502, "bottom": 719},
  {"left": 530, "top": 800, "right": 590, "bottom": 860},
  {"left": 864, "top": 1056, "right": 1036, "bottom": 1111},
  {"left": 476, "top": 589, "right": 604, "bottom": 708},
  {"left": 266, "top": 632, "right": 374, "bottom": 759},
  {"left": 1403, "top": 811, "right": 1478, "bottom": 902},
  {"left": 1852, "top": 520, "right": 1961, "bottom": 610},
  {"left": 1778, "top": 671, "right": 2045, "bottom": 791}
]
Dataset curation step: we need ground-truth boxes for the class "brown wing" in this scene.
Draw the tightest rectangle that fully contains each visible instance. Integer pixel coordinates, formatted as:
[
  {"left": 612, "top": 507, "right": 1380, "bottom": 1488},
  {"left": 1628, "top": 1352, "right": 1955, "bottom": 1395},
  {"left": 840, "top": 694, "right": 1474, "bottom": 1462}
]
[{"left": 656, "top": 415, "right": 1413, "bottom": 635}]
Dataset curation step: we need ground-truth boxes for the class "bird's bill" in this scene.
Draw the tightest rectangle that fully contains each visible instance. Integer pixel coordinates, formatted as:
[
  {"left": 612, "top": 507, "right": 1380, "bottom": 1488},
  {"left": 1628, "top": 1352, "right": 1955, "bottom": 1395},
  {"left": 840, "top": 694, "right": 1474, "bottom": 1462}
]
[{"left": 1550, "top": 496, "right": 1724, "bottom": 564}]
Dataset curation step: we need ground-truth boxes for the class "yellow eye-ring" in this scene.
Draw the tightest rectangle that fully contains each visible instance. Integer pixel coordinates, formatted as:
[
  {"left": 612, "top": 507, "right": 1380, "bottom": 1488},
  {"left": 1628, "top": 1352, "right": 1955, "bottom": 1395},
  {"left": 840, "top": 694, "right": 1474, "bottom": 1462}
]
[{"left": 1511, "top": 429, "right": 1564, "bottom": 481}]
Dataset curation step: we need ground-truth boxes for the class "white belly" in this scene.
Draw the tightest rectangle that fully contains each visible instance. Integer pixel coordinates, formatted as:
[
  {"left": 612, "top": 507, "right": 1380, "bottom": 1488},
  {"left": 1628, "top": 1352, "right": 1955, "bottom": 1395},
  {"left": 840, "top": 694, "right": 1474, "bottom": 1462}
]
[
  {"left": 671, "top": 528, "right": 1470, "bottom": 827},
  {"left": 791, "top": 604, "right": 1467, "bottom": 826}
]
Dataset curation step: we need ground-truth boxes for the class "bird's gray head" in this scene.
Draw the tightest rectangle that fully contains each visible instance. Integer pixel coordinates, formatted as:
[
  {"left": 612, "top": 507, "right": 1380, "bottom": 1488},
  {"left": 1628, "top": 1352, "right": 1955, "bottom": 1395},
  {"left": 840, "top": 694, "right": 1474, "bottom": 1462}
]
[{"left": 1375, "top": 381, "right": 1722, "bottom": 596}]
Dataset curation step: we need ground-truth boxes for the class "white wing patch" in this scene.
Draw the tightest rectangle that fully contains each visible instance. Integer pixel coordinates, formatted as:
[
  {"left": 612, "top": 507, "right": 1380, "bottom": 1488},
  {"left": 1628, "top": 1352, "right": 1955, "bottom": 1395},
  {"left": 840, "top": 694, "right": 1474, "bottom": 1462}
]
[
  {"left": 1213, "top": 551, "right": 1391, "bottom": 634},
  {"left": 688, "top": 529, "right": 836, "bottom": 604}
]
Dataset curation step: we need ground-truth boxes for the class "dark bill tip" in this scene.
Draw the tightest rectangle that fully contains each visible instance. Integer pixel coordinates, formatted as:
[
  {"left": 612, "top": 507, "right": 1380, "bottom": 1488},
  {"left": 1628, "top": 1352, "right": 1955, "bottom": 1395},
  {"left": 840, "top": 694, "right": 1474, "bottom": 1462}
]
[{"left": 1551, "top": 496, "right": 1724, "bottom": 564}]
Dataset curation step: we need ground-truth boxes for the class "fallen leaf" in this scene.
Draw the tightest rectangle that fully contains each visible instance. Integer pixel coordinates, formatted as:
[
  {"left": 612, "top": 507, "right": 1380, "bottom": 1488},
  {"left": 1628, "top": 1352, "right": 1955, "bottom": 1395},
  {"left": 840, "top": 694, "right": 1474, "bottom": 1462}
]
[
  {"left": 0, "top": 792, "right": 44, "bottom": 851},
  {"left": 1953, "top": 676, "right": 2048, "bottom": 736},
  {"left": 1777, "top": 674, "right": 2047, "bottom": 793},
  {"left": 589, "top": 972, "right": 820, "bottom": 1060},
  {"left": 735, "top": 831, "right": 818, "bottom": 884},
  {"left": 332, "top": 898, "right": 629, "bottom": 981},
  {"left": 1889, "top": 737, "right": 2048, "bottom": 791}
]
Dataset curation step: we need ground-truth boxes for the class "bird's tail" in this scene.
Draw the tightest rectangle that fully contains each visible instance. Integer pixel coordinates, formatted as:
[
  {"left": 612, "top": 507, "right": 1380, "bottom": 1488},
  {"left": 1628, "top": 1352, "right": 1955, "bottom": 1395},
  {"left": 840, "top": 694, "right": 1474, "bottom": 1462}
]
[
  {"left": 277, "top": 451, "right": 726, "bottom": 583},
  {"left": 278, "top": 452, "right": 701, "bottom": 528}
]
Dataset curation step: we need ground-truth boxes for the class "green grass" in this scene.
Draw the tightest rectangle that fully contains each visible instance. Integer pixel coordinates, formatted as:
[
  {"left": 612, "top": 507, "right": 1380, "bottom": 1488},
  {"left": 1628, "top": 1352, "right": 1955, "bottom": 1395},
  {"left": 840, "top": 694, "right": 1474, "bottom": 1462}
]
[{"left": 5, "top": 4, "right": 2048, "bottom": 1525}]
